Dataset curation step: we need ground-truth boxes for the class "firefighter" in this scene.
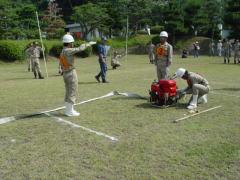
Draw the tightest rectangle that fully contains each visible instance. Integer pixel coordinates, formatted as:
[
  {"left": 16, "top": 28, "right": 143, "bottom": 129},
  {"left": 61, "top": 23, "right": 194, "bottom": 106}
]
[
  {"left": 60, "top": 34, "right": 95, "bottom": 116},
  {"left": 217, "top": 40, "right": 222, "bottom": 57},
  {"left": 193, "top": 41, "right": 200, "bottom": 58},
  {"left": 223, "top": 39, "right": 232, "bottom": 64},
  {"left": 234, "top": 39, "right": 240, "bottom": 64},
  {"left": 111, "top": 51, "right": 121, "bottom": 69},
  {"left": 29, "top": 41, "right": 45, "bottom": 79},
  {"left": 146, "top": 41, "right": 155, "bottom": 64},
  {"left": 154, "top": 31, "right": 173, "bottom": 80},
  {"left": 209, "top": 40, "right": 215, "bottom": 56},
  {"left": 173, "top": 68, "right": 210, "bottom": 109},
  {"left": 95, "top": 37, "right": 108, "bottom": 83},
  {"left": 25, "top": 43, "right": 33, "bottom": 72}
]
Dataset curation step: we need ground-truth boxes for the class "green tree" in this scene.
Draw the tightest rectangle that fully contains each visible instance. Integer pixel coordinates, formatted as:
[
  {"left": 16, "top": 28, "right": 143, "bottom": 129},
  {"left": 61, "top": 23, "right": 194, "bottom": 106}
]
[
  {"left": 164, "top": 0, "right": 186, "bottom": 44},
  {"left": 72, "top": 3, "right": 111, "bottom": 39},
  {"left": 224, "top": 0, "right": 240, "bottom": 39},
  {"left": 202, "top": 0, "right": 222, "bottom": 39}
]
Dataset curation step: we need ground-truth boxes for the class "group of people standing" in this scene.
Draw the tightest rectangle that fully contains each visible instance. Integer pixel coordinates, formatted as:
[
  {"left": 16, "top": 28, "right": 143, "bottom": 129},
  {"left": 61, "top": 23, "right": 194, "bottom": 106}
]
[{"left": 209, "top": 39, "right": 240, "bottom": 64}]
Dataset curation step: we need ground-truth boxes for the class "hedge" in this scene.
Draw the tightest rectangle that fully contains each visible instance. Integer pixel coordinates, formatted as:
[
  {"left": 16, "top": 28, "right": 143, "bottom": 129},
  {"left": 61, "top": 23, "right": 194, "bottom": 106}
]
[
  {"left": 0, "top": 41, "right": 24, "bottom": 62},
  {"left": 0, "top": 40, "right": 49, "bottom": 62}
]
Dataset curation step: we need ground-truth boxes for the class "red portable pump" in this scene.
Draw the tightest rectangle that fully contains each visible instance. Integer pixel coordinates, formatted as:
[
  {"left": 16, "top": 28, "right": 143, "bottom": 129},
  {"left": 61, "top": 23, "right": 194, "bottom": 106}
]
[{"left": 149, "top": 79, "right": 179, "bottom": 106}]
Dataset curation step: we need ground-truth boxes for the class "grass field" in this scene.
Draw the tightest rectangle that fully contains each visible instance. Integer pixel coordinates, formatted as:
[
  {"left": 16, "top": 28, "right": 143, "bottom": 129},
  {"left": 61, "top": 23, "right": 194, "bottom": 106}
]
[{"left": 0, "top": 54, "right": 240, "bottom": 180}]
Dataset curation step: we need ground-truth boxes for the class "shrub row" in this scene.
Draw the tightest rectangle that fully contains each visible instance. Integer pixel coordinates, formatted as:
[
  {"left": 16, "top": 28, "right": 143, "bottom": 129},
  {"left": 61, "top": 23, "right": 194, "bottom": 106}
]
[{"left": 0, "top": 35, "right": 153, "bottom": 62}]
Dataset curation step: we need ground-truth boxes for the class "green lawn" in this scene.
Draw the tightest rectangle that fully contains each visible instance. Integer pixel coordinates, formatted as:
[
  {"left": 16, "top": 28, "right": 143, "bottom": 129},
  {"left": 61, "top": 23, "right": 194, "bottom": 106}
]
[{"left": 0, "top": 55, "right": 239, "bottom": 180}]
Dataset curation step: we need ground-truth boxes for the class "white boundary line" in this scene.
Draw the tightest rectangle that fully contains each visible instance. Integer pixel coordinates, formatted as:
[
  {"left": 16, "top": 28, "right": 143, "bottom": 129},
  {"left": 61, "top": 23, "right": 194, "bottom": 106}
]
[
  {"left": 45, "top": 113, "right": 118, "bottom": 142},
  {"left": 210, "top": 91, "right": 240, "bottom": 98},
  {"left": 0, "top": 91, "right": 145, "bottom": 125},
  {"left": 173, "top": 106, "right": 222, "bottom": 123}
]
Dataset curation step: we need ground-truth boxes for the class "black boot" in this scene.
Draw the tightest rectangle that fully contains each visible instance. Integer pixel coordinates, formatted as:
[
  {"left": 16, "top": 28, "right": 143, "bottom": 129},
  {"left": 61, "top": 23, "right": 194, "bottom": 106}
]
[
  {"left": 95, "top": 75, "right": 100, "bottom": 82},
  {"left": 39, "top": 72, "right": 44, "bottom": 79},
  {"left": 102, "top": 78, "right": 109, "bottom": 83},
  {"left": 34, "top": 72, "right": 37, "bottom": 79}
]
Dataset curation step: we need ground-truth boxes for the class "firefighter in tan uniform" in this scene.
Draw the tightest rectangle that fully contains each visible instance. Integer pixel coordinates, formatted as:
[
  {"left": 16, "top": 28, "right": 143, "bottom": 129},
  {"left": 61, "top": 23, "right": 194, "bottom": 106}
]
[
  {"left": 174, "top": 68, "right": 210, "bottom": 109},
  {"left": 154, "top": 31, "right": 173, "bottom": 80},
  {"left": 60, "top": 34, "right": 95, "bottom": 117},
  {"left": 29, "top": 41, "right": 45, "bottom": 79},
  {"left": 25, "top": 43, "right": 33, "bottom": 72},
  {"left": 111, "top": 51, "right": 122, "bottom": 69},
  {"left": 223, "top": 39, "right": 232, "bottom": 64},
  {"left": 234, "top": 39, "right": 240, "bottom": 64},
  {"left": 146, "top": 41, "right": 155, "bottom": 64}
]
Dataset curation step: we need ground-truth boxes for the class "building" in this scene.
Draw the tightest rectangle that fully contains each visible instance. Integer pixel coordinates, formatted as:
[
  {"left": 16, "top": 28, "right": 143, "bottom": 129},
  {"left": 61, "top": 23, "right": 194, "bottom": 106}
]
[{"left": 65, "top": 24, "right": 100, "bottom": 40}]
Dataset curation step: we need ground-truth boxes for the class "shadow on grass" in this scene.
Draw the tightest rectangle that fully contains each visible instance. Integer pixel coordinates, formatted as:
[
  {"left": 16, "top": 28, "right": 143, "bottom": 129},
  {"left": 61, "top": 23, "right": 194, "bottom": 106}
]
[
  {"left": 213, "top": 88, "right": 240, "bottom": 91},
  {"left": 111, "top": 96, "right": 148, "bottom": 101},
  {"left": 6, "top": 77, "right": 32, "bottom": 81},
  {"left": 78, "top": 81, "right": 99, "bottom": 85}
]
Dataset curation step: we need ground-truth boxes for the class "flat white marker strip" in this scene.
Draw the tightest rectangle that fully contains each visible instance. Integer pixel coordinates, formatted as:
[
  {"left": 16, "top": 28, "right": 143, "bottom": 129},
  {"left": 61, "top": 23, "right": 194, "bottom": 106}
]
[
  {"left": 173, "top": 106, "right": 222, "bottom": 123},
  {"left": 210, "top": 91, "right": 240, "bottom": 98},
  {"left": 45, "top": 113, "right": 118, "bottom": 142},
  {"left": 0, "top": 91, "right": 145, "bottom": 125}
]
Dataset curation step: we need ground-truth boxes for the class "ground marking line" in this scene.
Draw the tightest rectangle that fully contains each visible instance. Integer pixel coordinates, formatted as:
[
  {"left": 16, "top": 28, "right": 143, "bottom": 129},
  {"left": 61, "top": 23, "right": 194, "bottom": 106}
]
[
  {"left": 45, "top": 113, "right": 118, "bottom": 142},
  {"left": 210, "top": 91, "right": 240, "bottom": 98},
  {"left": 173, "top": 106, "right": 222, "bottom": 123},
  {"left": 0, "top": 91, "right": 145, "bottom": 125}
]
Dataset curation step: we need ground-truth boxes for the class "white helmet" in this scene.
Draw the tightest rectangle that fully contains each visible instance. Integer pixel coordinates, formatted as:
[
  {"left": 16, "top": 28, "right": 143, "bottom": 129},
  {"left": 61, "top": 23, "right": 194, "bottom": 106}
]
[
  {"left": 62, "top": 34, "right": 74, "bottom": 43},
  {"left": 160, "top": 31, "right": 168, "bottom": 38},
  {"left": 174, "top": 68, "right": 186, "bottom": 78}
]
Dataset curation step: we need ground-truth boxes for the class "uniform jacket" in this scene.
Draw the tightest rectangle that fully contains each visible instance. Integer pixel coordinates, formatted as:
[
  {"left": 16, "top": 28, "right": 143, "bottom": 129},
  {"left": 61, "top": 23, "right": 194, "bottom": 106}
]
[
  {"left": 185, "top": 72, "right": 209, "bottom": 92},
  {"left": 154, "top": 42, "right": 173, "bottom": 66},
  {"left": 60, "top": 44, "right": 88, "bottom": 72},
  {"left": 98, "top": 43, "right": 107, "bottom": 63}
]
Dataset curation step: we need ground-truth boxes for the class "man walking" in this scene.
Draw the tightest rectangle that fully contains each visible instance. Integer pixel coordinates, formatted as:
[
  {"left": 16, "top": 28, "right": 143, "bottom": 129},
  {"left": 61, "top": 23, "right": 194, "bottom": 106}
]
[
  {"left": 154, "top": 31, "right": 173, "bottom": 80},
  {"left": 95, "top": 37, "right": 109, "bottom": 83}
]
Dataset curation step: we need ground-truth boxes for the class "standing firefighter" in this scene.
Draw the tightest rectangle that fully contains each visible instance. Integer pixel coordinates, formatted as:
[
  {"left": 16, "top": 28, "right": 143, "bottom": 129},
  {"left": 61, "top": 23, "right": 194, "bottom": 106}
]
[
  {"left": 146, "top": 41, "right": 155, "bottom": 64},
  {"left": 95, "top": 37, "right": 108, "bottom": 83},
  {"left": 217, "top": 40, "right": 222, "bottom": 57},
  {"left": 25, "top": 43, "right": 33, "bottom": 72},
  {"left": 193, "top": 41, "right": 200, "bottom": 58},
  {"left": 209, "top": 40, "right": 215, "bottom": 56},
  {"left": 223, "top": 39, "right": 232, "bottom": 64},
  {"left": 154, "top": 31, "right": 173, "bottom": 80},
  {"left": 111, "top": 51, "right": 122, "bottom": 69},
  {"left": 234, "top": 39, "right": 240, "bottom": 64},
  {"left": 60, "top": 34, "right": 94, "bottom": 116},
  {"left": 29, "top": 41, "right": 45, "bottom": 79},
  {"left": 174, "top": 68, "right": 210, "bottom": 110}
]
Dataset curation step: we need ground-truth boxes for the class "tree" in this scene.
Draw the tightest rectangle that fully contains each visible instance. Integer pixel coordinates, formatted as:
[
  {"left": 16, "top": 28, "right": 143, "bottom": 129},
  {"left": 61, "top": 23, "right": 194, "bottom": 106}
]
[
  {"left": 164, "top": 0, "right": 186, "bottom": 44},
  {"left": 42, "top": 1, "right": 65, "bottom": 39},
  {"left": 224, "top": 0, "right": 240, "bottom": 39},
  {"left": 202, "top": 0, "right": 222, "bottom": 39},
  {"left": 72, "top": 3, "right": 111, "bottom": 39}
]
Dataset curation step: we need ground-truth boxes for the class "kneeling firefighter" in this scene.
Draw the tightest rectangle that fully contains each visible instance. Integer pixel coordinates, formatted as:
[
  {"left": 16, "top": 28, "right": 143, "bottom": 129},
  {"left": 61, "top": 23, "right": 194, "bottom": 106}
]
[
  {"left": 60, "top": 34, "right": 95, "bottom": 116},
  {"left": 173, "top": 68, "right": 210, "bottom": 109}
]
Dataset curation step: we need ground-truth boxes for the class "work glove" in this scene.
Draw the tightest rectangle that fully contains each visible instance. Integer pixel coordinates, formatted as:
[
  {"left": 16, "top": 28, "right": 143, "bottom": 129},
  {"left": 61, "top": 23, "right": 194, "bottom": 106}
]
[{"left": 179, "top": 89, "right": 187, "bottom": 95}]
